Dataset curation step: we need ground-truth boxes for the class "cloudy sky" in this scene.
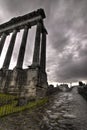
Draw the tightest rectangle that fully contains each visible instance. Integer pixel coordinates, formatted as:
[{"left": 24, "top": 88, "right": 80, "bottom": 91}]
[{"left": 0, "top": 0, "right": 87, "bottom": 84}]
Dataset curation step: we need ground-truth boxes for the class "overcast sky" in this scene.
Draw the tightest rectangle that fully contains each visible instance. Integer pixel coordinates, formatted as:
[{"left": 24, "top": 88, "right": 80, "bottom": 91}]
[{"left": 0, "top": 0, "right": 87, "bottom": 84}]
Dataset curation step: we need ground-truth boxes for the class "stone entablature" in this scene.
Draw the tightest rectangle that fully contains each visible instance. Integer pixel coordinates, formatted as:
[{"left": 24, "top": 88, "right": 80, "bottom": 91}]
[{"left": 0, "top": 9, "right": 46, "bottom": 36}]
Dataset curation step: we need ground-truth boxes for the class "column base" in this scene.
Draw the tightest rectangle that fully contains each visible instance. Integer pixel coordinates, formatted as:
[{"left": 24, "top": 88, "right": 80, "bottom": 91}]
[{"left": 0, "top": 66, "right": 48, "bottom": 99}]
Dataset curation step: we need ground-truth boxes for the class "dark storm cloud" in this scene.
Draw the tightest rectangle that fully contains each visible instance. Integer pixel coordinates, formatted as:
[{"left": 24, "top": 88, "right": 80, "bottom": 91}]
[
  {"left": 0, "top": 0, "right": 87, "bottom": 83},
  {"left": 54, "top": 51, "right": 87, "bottom": 82},
  {"left": 46, "top": 0, "right": 87, "bottom": 83}
]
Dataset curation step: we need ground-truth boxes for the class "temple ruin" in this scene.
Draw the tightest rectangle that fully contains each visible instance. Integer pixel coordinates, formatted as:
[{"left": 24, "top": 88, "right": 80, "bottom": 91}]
[{"left": 0, "top": 9, "right": 48, "bottom": 99}]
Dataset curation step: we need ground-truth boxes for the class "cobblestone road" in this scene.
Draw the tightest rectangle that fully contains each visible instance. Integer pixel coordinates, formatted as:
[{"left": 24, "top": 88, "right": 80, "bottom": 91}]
[{"left": 41, "top": 89, "right": 87, "bottom": 130}]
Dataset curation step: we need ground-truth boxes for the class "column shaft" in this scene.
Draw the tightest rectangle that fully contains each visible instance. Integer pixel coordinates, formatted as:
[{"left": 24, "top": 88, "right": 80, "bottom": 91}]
[
  {"left": 40, "top": 31, "right": 46, "bottom": 72},
  {"left": 0, "top": 33, "right": 7, "bottom": 55},
  {"left": 16, "top": 25, "right": 29, "bottom": 68},
  {"left": 32, "top": 22, "right": 42, "bottom": 66},
  {"left": 3, "top": 29, "right": 17, "bottom": 69}
]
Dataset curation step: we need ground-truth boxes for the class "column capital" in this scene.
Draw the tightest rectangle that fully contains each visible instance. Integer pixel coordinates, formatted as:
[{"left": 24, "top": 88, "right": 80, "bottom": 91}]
[
  {"left": 21, "top": 24, "right": 31, "bottom": 30},
  {"left": 4, "top": 31, "right": 10, "bottom": 36},
  {"left": 2, "top": 32, "right": 7, "bottom": 36},
  {"left": 25, "top": 23, "right": 31, "bottom": 28},
  {"left": 37, "top": 21, "right": 43, "bottom": 29},
  {"left": 42, "top": 24, "right": 48, "bottom": 34},
  {"left": 13, "top": 28, "right": 20, "bottom": 33}
]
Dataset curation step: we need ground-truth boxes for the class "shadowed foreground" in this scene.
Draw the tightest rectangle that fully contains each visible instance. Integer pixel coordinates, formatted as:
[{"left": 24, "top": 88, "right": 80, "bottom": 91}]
[{"left": 0, "top": 88, "right": 87, "bottom": 130}]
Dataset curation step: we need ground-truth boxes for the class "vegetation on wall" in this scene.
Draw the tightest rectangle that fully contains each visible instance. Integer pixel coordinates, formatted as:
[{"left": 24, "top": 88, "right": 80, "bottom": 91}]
[{"left": 0, "top": 93, "right": 48, "bottom": 117}]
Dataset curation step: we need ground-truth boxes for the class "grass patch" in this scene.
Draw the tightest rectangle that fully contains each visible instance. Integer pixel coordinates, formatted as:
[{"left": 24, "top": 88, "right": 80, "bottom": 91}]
[
  {"left": 0, "top": 93, "right": 48, "bottom": 117},
  {"left": 0, "top": 93, "right": 18, "bottom": 106}
]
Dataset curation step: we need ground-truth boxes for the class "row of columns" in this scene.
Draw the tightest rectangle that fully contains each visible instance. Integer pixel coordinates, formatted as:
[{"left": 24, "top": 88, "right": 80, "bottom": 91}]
[{"left": 0, "top": 21, "right": 47, "bottom": 72}]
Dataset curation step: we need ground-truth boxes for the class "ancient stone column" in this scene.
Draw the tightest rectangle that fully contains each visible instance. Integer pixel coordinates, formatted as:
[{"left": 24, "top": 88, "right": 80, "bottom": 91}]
[
  {"left": 0, "top": 33, "right": 7, "bottom": 56},
  {"left": 40, "top": 30, "right": 46, "bottom": 72},
  {"left": 16, "top": 25, "right": 29, "bottom": 68},
  {"left": 32, "top": 22, "right": 42, "bottom": 66},
  {"left": 3, "top": 29, "right": 18, "bottom": 69}
]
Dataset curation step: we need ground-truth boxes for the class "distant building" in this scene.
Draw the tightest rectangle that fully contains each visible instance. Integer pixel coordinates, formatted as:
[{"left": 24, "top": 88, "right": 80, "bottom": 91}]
[{"left": 59, "top": 84, "right": 69, "bottom": 92}]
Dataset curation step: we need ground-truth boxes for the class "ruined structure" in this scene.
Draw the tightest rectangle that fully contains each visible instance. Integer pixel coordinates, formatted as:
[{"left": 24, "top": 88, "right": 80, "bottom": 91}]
[{"left": 0, "top": 9, "right": 48, "bottom": 99}]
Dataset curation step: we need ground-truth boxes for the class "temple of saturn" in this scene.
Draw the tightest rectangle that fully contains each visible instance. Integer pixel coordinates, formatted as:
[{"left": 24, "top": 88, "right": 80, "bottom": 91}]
[{"left": 0, "top": 9, "right": 48, "bottom": 99}]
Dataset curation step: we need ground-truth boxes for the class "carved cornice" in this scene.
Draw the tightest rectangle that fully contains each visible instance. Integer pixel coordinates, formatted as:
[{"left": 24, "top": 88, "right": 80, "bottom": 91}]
[{"left": 0, "top": 8, "right": 46, "bottom": 36}]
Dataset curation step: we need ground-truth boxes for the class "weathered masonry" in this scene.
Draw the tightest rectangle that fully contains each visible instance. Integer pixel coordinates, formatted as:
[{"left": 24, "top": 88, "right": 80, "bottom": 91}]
[{"left": 0, "top": 9, "right": 48, "bottom": 99}]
